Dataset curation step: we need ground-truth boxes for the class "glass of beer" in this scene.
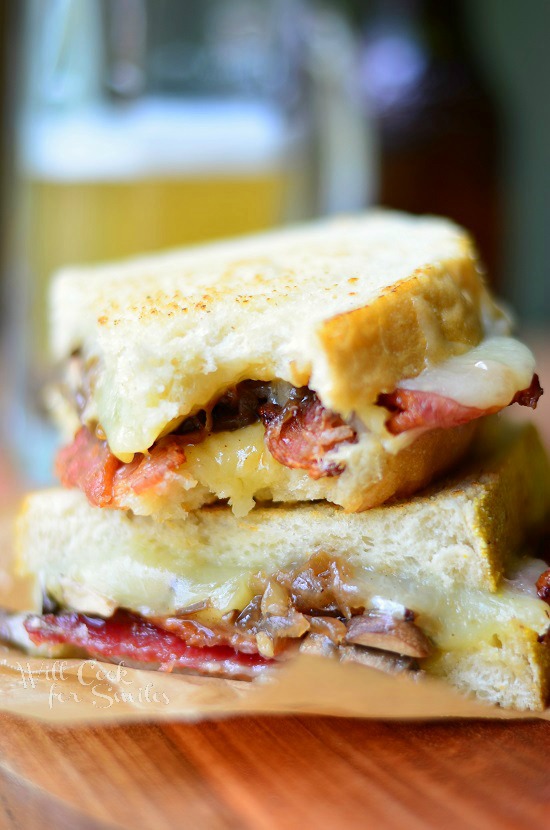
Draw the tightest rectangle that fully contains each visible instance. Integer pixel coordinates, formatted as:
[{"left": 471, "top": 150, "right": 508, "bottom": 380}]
[{"left": 5, "top": 0, "right": 373, "bottom": 480}]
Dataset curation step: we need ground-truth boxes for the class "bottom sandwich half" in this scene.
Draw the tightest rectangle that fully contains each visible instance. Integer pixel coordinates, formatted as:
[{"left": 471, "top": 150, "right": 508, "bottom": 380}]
[{"left": 6, "top": 423, "right": 550, "bottom": 711}]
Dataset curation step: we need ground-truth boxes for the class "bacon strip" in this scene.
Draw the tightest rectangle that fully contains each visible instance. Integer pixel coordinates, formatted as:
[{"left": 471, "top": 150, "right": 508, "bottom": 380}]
[
  {"left": 55, "top": 427, "right": 121, "bottom": 507},
  {"left": 112, "top": 435, "right": 188, "bottom": 496},
  {"left": 24, "top": 610, "right": 270, "bottom": 679},
  {"left": 536, "top": 569, "right": 550, "bottom": 604},
  {"left": 259, "top": 389, "right": 357, "bottom": 479},
  {"left": 56, "top": 428, "right": 188, "bottom": 507},
  {"left": 56, "top": 373, "right": 543, "bottom": 505},
  {"left": 511, "top": 374, "right": 543, "bottom": 408},
  {"left": 152, "top": 616, "right": 260, "bottom": 654},
  {"left": 378, "top": 373, "right": 543, "bottom": 436}
]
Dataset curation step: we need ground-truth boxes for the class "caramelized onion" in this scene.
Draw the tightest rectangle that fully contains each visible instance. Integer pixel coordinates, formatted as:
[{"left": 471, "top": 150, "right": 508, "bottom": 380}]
[{"left": 20, "top": 553, "right": 430, "bottom": 679}]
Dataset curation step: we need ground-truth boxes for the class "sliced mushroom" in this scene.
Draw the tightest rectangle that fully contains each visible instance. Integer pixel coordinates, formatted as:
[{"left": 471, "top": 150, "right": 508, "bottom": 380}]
[
  {"left": 307, "top": 615, "right": 347, "bottom": 644},
  {"left": 235, "top": 595, "right": 263, "bottom": 630},
  {"left": 256, "top": 611, "right": 310, "bottom": 658},
  {"left": 299, "top": 633, "right": 338, "bottom": 658},
  {"left": 262, "top": 611, "right": 310, "bottom": 640},
  {"left": 344, "top": 613, "right": 432, "bottom": 658},
  {"left": 339, "top": 644, "right": 414, "bottom": 674},
  {"left": 174, "top": 599, "right": 210, "bottom": 615}
]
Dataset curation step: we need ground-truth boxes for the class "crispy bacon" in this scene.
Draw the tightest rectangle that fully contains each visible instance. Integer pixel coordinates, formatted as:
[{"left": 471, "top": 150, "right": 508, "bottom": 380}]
[
  {"left": 55, "top": 427, "right": 122, "bottom": 507},
  {"left": 511, "top": 373, "right": 543, "bottom": 408},
  {"left": 258, "top": 389, "right": 357, "bottom": 479},
  {"left": 24, "top": 610, "right": 270, "bottom": 679},
  {"left": 56, "top": 427, "right": 188, "bottom": 507},
  {"left": 112, "top": 435, "right": 188, "bottom": 497},
  {"left": 57, "top": 372, "right": 543, "bottom": 505},
  {"left": 378, "top": 373, "right": 543, "bottom": 436},
  {"left": 377, "top": 390, "right": 488, "bottom": 435},
  {"left": 536, "top": 569, "right": 550, "bottom": 604},
  {"left": 152, "top": 615, "right": 260, "bottom": 654}
]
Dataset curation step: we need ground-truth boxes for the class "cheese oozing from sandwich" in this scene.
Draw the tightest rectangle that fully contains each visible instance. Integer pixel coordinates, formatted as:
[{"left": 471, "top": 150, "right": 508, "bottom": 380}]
[
  {"left": 51, "top": 211, "right": 498, "bottom": 460},
  {"left": 48, "top": 212, "right": 543, "bottom": 517},
  {"left": 399, "top": 337, "right": 536, "bottom": 409},
  {"left": 52, "top": 334, "right": 541, "bottom": 518}
]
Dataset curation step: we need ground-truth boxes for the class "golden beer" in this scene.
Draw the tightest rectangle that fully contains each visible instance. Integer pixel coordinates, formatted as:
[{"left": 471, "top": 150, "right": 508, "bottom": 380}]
[
  {"left": 9, "top": 2, "right": 319, "bottom": 479},
  {"left": 25, "top": 171, "right": 289, "bottom": 368}
]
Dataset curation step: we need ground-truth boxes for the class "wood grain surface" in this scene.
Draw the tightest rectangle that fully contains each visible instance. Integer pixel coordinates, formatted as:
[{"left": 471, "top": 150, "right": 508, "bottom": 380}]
[{"left": 0, "top": 713, "right": 548, "bottom": 830}]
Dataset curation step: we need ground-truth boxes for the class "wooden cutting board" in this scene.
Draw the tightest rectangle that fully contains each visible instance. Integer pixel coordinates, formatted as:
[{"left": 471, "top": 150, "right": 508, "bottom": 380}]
[{"left": 0, "top": 712, "right": 548, "bottom": 829}]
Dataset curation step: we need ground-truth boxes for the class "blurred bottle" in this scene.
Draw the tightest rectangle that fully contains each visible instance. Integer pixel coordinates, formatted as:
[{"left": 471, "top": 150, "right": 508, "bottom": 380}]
[
  {"left": 4, "top": 0, "right": 373, "bottom": 480},
  {"left": 358, "top": 0, "right": 501, "bottom": 283}
]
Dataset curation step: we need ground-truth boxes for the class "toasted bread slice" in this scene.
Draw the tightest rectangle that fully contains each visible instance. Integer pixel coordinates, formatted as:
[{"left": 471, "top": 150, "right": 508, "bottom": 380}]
[
  {"left": 50, "top": 419, "right": 474, "bottom": 520},
  {"left": 16, "top": 424, "right": 549, "bottom": 601},
  {"left": 425, "top": 622, "right": 550, "bottom": 711},
  {"left": 51, "top": 211, "right": 499, "bottom": 459}
]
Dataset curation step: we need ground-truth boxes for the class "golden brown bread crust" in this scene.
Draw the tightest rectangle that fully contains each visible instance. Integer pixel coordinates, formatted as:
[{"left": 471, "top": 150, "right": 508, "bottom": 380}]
[
  {"left": 425, "top": 623, "right": 550, "bottom": 711},
  {"left": 51, "top": 212, "right": 501, "bottom": 457},
  {"left": 317, "top": 253, "right": 485, "bottom": 417},
  {"left": 344, "top": 421, "right": 478, "bottom": 512}
]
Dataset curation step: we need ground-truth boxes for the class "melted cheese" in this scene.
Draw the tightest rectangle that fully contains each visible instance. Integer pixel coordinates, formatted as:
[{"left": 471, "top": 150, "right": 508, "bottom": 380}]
[
  {"left": 355, "top": 571, "right": 550, "bottom": 650},
  {"left": 399, "top": 336, "right": 535, "bottom": 409},
  {"left": 136, "top": 333, "right": 535, "bottom": 516},
  {"left": 38, "top": 552, "right": 550, "bottom": 654},
  {"left": 110, "top": 423, "right": 389, "bottom": 518},
  {"left": 50, "top": 335, "right": 538, "bottom": 517},
  {"left": 183, "top": 422, "right": 316, "bottom": 517}
]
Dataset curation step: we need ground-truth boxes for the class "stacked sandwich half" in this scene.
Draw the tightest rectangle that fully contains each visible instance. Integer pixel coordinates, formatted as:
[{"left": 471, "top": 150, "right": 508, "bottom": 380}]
[{"left": 9, "top": 212, "right": 550, "bottom": 710}]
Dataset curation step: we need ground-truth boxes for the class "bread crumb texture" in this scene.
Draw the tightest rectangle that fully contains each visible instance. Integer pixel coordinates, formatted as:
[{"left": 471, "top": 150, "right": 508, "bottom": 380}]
[{"left": 50, "top": 211, "right": 496, "bottom": 456}]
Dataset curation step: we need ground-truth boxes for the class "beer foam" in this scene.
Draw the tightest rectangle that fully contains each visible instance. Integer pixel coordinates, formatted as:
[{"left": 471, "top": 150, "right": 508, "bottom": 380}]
[{"left": 20, "top": 97, "right": 290, "bottom": 180}]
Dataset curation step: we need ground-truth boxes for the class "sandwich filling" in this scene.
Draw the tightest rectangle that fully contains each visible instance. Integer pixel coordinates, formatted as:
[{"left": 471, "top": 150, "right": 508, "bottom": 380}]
[
  {"left": 15, "top": 551, "right": 550, "bottom": 684},
  {"left": 22, "top": 553, "right": 430, "bottom": 679},
  {"left": 54, "top": 336, "right": 542, "bottom": 515}
]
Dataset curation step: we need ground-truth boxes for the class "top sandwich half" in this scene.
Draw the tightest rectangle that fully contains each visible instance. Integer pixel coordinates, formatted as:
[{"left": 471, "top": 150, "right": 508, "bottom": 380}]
[{"left": 50, "top": 211, "right": 542, "bottom": 518}]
